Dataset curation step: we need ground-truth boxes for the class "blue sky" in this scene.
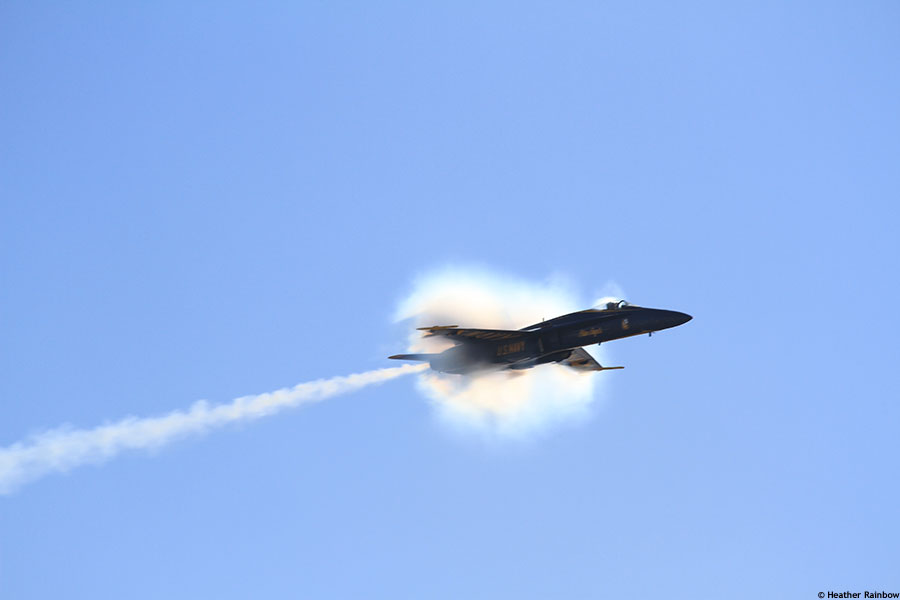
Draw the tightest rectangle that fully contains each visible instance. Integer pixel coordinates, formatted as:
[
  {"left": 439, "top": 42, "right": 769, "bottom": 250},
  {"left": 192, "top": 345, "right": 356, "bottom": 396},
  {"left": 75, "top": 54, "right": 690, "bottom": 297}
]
[{"left": 2, "top": 2, "right": 899, "bottom": 598}]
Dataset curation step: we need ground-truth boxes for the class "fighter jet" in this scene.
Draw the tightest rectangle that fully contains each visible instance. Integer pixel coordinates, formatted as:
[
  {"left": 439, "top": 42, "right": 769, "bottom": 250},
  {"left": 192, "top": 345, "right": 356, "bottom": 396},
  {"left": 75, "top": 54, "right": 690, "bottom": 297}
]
[{"left": 389, "top": 300, "right": 691, "bottom": 374}]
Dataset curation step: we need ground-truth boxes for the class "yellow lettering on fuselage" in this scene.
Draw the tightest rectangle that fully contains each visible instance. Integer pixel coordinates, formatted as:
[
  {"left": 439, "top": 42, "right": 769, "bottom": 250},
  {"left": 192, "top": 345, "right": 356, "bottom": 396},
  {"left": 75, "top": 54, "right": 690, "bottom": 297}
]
[
  {"left": 578, "top": 327, "right": 604, "bottom": 337},
  {"left": 496, "top": 341, "right": 526, "bottom": 356}
]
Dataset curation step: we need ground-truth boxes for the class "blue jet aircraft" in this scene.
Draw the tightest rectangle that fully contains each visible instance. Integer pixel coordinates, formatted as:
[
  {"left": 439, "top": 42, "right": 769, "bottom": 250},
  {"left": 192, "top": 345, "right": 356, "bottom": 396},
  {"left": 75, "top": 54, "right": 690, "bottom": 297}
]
[{"left": 390, "top": 301, "right": 691, "bottom": 374}]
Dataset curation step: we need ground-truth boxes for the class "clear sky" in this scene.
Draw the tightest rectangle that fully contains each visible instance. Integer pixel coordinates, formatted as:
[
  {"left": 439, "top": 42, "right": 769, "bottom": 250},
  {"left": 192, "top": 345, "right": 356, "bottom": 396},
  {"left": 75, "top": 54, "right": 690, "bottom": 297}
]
[{"left": 2, "top": 2, "right": 899, "bottom": 598}]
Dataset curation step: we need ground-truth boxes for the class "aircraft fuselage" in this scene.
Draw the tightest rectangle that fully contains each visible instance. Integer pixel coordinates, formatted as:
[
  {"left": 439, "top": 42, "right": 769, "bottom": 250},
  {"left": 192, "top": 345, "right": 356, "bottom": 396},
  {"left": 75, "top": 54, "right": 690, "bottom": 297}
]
[{"left": 394, "top": 303, "right": 692, "bottom": 374}]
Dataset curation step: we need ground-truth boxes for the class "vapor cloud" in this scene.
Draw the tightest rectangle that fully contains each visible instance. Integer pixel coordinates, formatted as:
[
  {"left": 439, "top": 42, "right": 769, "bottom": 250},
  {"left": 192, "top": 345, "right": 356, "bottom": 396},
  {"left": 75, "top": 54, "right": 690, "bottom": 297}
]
[
  {"left": 396, "top": 267, "right": 622, "bottom": 438},
  {"left": 0, "top": 364, "right": 423, "bottom": 495}
]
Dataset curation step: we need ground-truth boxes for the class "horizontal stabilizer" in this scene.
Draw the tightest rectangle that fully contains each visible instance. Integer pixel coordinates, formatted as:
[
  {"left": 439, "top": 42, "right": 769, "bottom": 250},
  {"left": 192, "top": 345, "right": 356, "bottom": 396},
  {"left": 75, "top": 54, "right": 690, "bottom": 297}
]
[
  {"left": 561, "top": 348, "right": 624, "bottom": 372},
  {"left": 388, "top": 354, "right": 436, "bottom": 362}
]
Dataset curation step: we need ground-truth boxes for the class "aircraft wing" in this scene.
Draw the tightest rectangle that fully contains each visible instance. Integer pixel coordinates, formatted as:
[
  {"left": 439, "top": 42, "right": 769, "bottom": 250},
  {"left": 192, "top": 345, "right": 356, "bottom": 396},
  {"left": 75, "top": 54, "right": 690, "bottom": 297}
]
[
  {"left": 561, "top": 348, "right": 624, "bottom": 372},
  {"left": 417, "top": 325, "right": 526, "bottom": 343}
]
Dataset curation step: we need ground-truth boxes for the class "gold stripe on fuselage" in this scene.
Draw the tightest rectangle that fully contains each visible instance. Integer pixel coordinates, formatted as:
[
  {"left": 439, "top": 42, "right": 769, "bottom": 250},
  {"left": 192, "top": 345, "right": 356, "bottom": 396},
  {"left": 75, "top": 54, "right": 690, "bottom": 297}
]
[{"left": 578, "top": 327, "right": 604, "bottom": 337}]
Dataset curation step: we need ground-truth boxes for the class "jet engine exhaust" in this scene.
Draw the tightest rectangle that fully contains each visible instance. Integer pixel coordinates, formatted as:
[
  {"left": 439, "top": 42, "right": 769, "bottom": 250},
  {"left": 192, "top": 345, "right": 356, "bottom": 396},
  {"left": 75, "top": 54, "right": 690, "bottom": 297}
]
[{"left": 0, "top": 364, "right": 424, "bottom": 495}]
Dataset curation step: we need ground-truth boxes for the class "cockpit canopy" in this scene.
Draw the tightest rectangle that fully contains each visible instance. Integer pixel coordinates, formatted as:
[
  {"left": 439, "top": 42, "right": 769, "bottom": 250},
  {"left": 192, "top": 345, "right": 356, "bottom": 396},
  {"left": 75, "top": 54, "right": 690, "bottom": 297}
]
[{"left": 605, "top": 300, "right": 634, "bottom": 310}]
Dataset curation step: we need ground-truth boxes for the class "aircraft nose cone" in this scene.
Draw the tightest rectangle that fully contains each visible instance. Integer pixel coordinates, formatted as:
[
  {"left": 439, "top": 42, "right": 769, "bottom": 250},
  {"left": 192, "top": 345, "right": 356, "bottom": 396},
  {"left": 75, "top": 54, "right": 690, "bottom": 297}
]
[
  {"left": 655, "top": 309, "right": 692, "bottom": 330},
  {"left": 648, "top": 309, "right": 692, "bottom": 332},
  {"left": 674, "top": 311, "right": 692, "bottom": 326}
]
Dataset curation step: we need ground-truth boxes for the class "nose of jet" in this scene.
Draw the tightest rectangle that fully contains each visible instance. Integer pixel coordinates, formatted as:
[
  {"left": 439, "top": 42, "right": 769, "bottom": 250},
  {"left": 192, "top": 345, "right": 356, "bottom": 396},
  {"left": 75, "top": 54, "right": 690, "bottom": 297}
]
[
  {"left": 656, "top": 309, "right": 692, "bottom": 330},
  {"left": 673, "top": 311, "right": 692, "bottom": 326}
]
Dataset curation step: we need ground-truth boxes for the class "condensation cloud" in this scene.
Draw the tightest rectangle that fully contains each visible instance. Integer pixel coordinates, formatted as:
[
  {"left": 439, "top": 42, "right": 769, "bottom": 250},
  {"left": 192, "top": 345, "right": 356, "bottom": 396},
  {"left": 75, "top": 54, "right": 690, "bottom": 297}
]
[{"left": 395, "top": 267, "right": 623, "bottom": 438}]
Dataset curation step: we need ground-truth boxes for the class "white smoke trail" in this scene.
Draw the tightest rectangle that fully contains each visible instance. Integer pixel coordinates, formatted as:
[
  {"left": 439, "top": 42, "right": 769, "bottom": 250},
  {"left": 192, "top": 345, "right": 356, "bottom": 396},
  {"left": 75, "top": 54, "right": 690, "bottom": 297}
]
[
  {"left": 395, "top": 266, "right": 623, "bottom": 438},
  {"left": 0, "top": 364, "right": 424, "bottom": 495}
]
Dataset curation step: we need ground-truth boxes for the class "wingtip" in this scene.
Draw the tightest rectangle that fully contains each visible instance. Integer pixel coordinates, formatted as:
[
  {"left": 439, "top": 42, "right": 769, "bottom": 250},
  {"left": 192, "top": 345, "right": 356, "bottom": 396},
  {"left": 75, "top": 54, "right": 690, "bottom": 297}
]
[{"left": 388, "top": 354, "right": 432, "bottom": 362}]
